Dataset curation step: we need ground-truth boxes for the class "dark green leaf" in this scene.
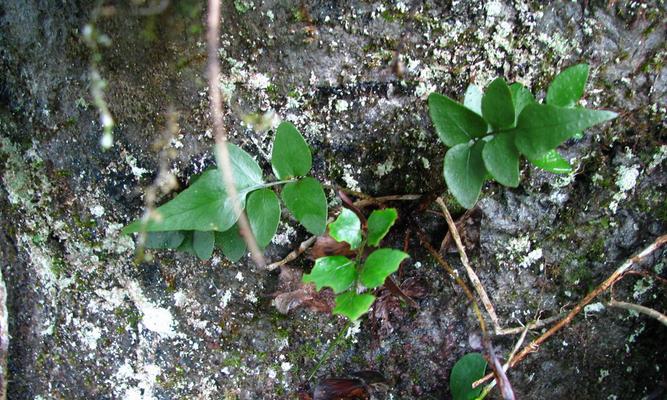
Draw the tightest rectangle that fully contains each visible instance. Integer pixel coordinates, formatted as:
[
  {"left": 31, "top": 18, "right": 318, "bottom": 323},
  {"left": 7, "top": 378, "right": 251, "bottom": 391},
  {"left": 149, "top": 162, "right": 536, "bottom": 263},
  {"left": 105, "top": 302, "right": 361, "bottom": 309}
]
[
  {"left": 482, "top": 132, "right": 520, "bottom": 187},
  {"left": 428, "top": 92, "right": 488, "bottom": 147},
  {"left": 527, "top": 149, "right": 572, "bottom": 174},
  {"left": 177, "top": 231, "right": 194, "bottom": 254},
  {"left": 271, "top": 121, "right": 312, "bottom": 179},
  {"left": 444, "top": 140, "right": 487, "bottom": 209},
  {"left": 366, "top": 208, "right": 398, "bottom": 247},
  {"left": 481, "top": 78, "right": 515, "bottom": 129},
  {"left": 281, "top": 177, "right": 328, "bottom": 235},
  {"left": 450, "top": 353, "right": 487, "bottom": 400},
  {"left": 144, "top": 231, "right": 185, "bottom": 249},
  {"left": 218, "top": 142, "right": 265, "bottom": 190},
  {"left": 193, "top": 230, "right": 215, "bottom": 260},
  {"left": 547, "top": 64, "right": 589, "bottom": 108},
  {"left": 509, "top": 82, "right": 535, "bottom": 124},
  {"left": 359, "top": 248, "right": 409, "bottom": 289},
  {"left": 247, "top": 188, "right": 280, "bottom": 248},
  {"left": 514, "top": 104, "right": 617, "bottom": 159},
  {"left": 333, "top": 292, "right": 376, "bottom": 321},
  {"left": 302, "top": 256, "right": 357, "bottom": 293},
  {"left": 463, "top": 84, "right": 483, "bottom": 115},
  {"left": 328, "top": 208, "right": 362, "bottom": 250},
  {"left": 215, "top": 224, "right": 247, "bottom": 262}
]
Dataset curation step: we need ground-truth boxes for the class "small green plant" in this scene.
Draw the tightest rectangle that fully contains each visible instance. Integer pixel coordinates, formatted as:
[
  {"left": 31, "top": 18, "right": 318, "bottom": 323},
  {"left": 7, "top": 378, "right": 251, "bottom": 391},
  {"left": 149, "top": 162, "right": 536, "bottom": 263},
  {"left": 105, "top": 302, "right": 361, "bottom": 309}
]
[
  {"left": 303, "top": 207, "right": 408, "bottom": 320},
  {"left": 123, "top": 122, "right": 328, "bottom": 260},
  {"left": 450, "top": 352, "right": 488, "bottom": 400},
  {"left": 428, "top": 64, "right": 618, "bottom": 209}
]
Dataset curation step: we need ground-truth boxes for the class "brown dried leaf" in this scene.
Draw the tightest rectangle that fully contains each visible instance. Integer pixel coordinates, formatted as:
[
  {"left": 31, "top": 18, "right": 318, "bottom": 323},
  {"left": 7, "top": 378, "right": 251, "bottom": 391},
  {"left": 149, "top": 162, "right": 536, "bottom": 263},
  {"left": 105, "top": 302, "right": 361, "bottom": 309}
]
[
  {"left": 309, "top": 234, "right": 356, "bottom": 260},
  {"left": 272, "top": 266, "right": 334, "bottom": 315}
]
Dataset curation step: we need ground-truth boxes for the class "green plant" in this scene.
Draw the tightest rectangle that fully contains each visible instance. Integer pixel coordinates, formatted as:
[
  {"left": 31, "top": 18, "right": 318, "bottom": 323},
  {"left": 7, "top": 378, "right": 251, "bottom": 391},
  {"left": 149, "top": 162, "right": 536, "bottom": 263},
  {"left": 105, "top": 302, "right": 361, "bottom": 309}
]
[
  {"left": 123, "top": 122, "right": 328, "bottom": 260},
  {"left": 428, "top": 64, "right": 618, "bottom": 209},
  {"left": 450, "top": 352, "right": 488, "bottom": 400},
  {"left": 303, "top": 207, "right": 408, "bottom": 320}
]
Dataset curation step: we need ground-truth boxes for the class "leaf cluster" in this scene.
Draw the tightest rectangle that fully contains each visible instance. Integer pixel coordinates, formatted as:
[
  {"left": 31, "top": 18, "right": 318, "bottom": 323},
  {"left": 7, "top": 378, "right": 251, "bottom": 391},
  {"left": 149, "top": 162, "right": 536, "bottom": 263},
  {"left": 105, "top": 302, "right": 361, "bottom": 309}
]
[
  {"left": 123, "top": 122, "right": 328, "bottom": 261},
  {"left": 428, "top": 64, "right": 617, "bottom": 209},
  {"left": 303, "top": 208, "right": 408, "bottom": 321}
]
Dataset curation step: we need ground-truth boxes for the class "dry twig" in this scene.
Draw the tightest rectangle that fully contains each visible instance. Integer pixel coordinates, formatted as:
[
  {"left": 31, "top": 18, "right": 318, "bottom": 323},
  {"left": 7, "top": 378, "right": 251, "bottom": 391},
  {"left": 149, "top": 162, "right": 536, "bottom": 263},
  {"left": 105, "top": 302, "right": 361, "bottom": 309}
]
[
  {"left": 207, "top": 0, "right": 264, "bottom": 267},
  {"left": 265, "top": 235, "right": 318, "bottom": 271},
  {"left": 606, "top": 300, "right": 667, "bottom": 327}
]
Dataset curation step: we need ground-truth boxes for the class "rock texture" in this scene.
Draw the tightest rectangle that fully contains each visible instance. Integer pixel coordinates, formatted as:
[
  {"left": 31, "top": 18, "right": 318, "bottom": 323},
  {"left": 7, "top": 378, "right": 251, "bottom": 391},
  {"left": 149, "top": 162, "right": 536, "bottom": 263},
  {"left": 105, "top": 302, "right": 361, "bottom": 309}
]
[{"left": 0, "top": 1, "right": 665, "bottom": 399}]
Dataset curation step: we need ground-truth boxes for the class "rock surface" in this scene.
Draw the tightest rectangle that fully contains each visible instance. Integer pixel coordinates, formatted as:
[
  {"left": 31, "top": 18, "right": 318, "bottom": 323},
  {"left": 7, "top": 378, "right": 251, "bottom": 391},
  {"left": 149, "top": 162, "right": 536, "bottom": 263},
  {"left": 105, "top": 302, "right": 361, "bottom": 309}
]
[{"left": 0, "top": 1, "right": 665, "bottom": 399}]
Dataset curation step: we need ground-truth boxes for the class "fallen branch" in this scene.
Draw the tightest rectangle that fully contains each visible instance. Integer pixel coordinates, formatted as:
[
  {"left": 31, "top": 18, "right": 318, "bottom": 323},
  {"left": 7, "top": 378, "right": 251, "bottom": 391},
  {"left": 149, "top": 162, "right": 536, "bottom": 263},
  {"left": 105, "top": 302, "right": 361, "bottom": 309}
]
[
  {"left": 207, "top": 0, "right": 265, "bottom": 268},
  {"left": 474, "top": 234, "right": 667, "bottom": 388},
  {"left": 353, "top": 194, "right": 422, "bottom": 208},
  {"left": 265, "top": 235, "right": 318, "bottom": 271},
  {"left": 606, "top": 300, "right": 667, "bottom": 327},
  {"left": 435, "top": 197, "right": 501, "bottom": 333}
]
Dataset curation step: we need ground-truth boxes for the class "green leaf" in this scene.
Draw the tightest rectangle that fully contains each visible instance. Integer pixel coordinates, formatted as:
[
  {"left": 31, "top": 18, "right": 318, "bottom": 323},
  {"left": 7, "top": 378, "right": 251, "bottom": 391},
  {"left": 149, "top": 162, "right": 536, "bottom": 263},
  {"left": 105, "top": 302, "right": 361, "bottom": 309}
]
[
  {"left": 360, "top": 248, "right": 409, "bottom": 289},
  {"left": 193, "top": 230, "right": 215, "bottom": 260},
  {"left": 509, "top": 82, "right": 535, "bottom": 124},
  {"left": 333, "top": 292, "right": 376, "bottom": 321},
  {"left": 247, "top": 188, "right": 280, "bottom": 248},
  {"left": 177, "top": 231, "right": 194, "bottom": 254},
  {"left": 444, "top": 140, "right": 487, "bottom": 209},
  {"left": 366, "top": 208, "right": 398, "bottom": 247},
  {"left": 124, "top": 144, "right": 264, "bottom": 234},
  {"left": 450, "top": 353, "right": 487, "bottom": 400},
  {"left": 281, "top": 177, "right": 328, "bottom": 235},
  {"left": 482, "top": 132, "right": 520, "bottom": 187},
  {"left": 527, "top": 149, "right": 572, "bottom": 174},
  {"left": 328, "top": 208, "right": 362, "bottom": 250},
  {"left": 463, "top": 84, "right": 483, "bottom": 115},
  {"left": 215, "top": 224, "right": 247, "bottom": 262},
  {"left": 514, "top": 104, "right": 617, "bottom": 159},
  {"left": 302, "top": 256, "right": 357, "bottom": 293},
  {"left": 271, "top": 121, "right": 312, "bottom": 179},
  {"left": 481, "top": 78, "right": 515, "bottom": 129},
  {"left": 144, "top": 231, "right": 185, "bottom": 249},
  {"left": 428, "top": 92, "right": 488, "bottom": 147},
  {"left": 547, "top": 64, "right": 589, "bottom": 108}
]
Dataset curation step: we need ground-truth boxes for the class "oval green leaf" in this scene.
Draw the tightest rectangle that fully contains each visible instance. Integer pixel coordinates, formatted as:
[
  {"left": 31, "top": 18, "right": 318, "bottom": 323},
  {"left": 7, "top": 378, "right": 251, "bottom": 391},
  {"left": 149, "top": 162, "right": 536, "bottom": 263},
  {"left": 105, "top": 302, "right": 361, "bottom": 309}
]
[
  {"left": 193, "top": 230, "right": 215, "bottom": 260},
  {"left": 527, "top": 149, "right": 572, "bottom": 174},
  {"left": 450, "top": 353, "right": 487, "bottom": 400},
  {"left": 329, "top": 208, "right": 362, "bottom": 250},
  {"left": 481, "top": 78, "right": 515, "bottom": 129},
  {"left": 302, "top": 256, "right": 357, "bottom": 293},
  {"left": 247, "top": 188, "right": 281, "bottom": 248},
  {"left": 463, "top": 84, "right": 483, "bottom": 116},
  {"left": 144, "top": 231, "right": 185, "bottom": 249},
  {"left": 271, "top": 121, "right": 312, "bottom": 179},
  {"left": 360, "top": 248, "right": 409, "bottom": 289},
  {"left": 514, "top": 104, "right": 617, "bottom": 160},
  {"left": 428, "top": 92, "right": 488, "bottom": 147},
  {"left": 124, "top": 169, "right": 252, "bottom": 234},
  {"left": 281, "top": 177, "right": 328, "bottom": 235},
  {"left": 444, "top": 141, "right": 487, "bottom": 209},
  {"left": 333, "top": 292, "right": 376, "bottom": 321},
  {"left": 509, "top": 82, "right": 535, "bottom": 124},
  {"left": 366, "top": 208, "right": 398, "bottom": 247},
  {"left": 547, "top": 64, "right": 589, "bottom": 108},
  {"left": 215, "top": 224, "right": 247, "bottom": 262},
  {"left": 217, "top": 142, "right": 265, "bottom": 189},
  {"left": 482, "top": 132, "right": 520, "bottom": 187}
]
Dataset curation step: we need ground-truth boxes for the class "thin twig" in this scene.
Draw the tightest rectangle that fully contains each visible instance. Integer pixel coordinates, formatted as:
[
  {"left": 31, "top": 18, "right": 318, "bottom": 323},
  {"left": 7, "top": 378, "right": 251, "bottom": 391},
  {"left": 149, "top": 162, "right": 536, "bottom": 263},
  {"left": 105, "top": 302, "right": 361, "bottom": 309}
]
[
  {"left": 483, "top": 338, "right": 515, "bottom": 400},
  {"left": 495, "top": 314, "right": 564, "bottom": 336},
  {"left": 475, "top": 321, "right": 529, "bottom": 395},
  {"left": 474, "top": 234, "right": 667, "bottom": 387},
  {"left": 265, "top": 235, "right": 317, "bottom": 271},
  {"left": 353, "top": 194, "right": 422, "bottom": 208},
  {"left": 436, "top": 197, "right": 501, "bottom": 333},
  {"left": 207, "top": 0, "right": 265, "bottom": 267},
  {"left": 606, "top": 300, "right": 667, "bottom": 327}
]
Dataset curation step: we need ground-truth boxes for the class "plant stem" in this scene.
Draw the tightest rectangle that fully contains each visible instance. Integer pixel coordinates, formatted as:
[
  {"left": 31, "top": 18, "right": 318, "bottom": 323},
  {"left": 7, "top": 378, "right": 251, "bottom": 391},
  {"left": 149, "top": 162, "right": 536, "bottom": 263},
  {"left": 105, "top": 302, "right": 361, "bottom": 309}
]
[{"left": 307, "top": 320, "right": 352, "bottom": 382}]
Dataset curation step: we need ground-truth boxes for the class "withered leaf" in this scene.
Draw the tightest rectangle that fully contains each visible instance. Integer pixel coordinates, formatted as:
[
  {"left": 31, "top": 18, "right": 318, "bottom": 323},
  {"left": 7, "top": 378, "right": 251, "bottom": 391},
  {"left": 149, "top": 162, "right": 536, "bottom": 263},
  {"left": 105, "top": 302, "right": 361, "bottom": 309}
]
[{"left": 272, "top": 266, "right": 334, "bottom": 315}]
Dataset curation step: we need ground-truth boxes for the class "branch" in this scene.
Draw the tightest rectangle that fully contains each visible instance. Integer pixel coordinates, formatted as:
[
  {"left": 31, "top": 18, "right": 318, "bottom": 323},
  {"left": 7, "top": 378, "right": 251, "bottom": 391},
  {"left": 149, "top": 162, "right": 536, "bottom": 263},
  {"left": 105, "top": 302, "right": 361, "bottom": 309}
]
[
  {"left": 265, "top": 235, "right": 317, "bottom": 271},
  {"left": 207, "top": 0, "right": 265, "bottom": 267},
  {"left": 606, "top": 300, "right": 667, "bottom": 327},
  {"left": 435, "top": 197, "right": 501, "bottom": 333}
]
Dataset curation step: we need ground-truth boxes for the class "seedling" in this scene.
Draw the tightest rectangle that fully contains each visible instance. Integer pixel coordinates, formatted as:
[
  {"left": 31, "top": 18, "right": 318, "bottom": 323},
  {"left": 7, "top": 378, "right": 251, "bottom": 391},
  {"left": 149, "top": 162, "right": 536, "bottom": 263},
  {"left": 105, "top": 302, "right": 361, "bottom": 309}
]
[
  {"left": 123, "top": 122, "right": 328, "bottom": 261},
  {"left": 303, "top": 207, "right": 408, "bottom": 321},
  {"left": 428, "top": 64, "right": 617, "bottom": 209},
  {"left": 450, "top": 353, "right": 488, "bottom": 400}
]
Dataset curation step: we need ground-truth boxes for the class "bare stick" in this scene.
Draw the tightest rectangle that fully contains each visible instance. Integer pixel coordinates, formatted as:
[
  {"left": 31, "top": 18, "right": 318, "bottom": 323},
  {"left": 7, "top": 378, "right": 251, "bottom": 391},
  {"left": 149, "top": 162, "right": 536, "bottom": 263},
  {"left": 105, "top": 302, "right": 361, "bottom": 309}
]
[
  {"left": 474, "top": 234, "right": 667, "bottom": 387},
  {"left": 475, "top": 321, "right": 529, "bottom": 394},
  {"left": 606, "top": 300, "right": 667, "bottom": 327},
  {"left": 436, "top": 197, "right": 501, "bottom": 333},
  {"left": 353, "top": 194, "right": 422, "bottom": 208},
  {"left": 207, "top": 0, "right": 265, "bottom": 267},
  {"left": 265, "top": 235, "right": 317, "bottom": 271},
  {"left": 495, "top": 314, "right": 563, "bottom": 336}
]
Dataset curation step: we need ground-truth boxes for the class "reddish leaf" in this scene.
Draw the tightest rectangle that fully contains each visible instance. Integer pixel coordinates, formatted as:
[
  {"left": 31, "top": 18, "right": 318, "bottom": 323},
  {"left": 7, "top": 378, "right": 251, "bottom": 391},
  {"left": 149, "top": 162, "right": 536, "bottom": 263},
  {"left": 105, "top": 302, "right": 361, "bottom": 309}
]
[
  {"left": 272, "top": 266, "right": 334, "bottom": 315},
  {"left": 309, "top": 234, "right": 357, "bottom": 260}
]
